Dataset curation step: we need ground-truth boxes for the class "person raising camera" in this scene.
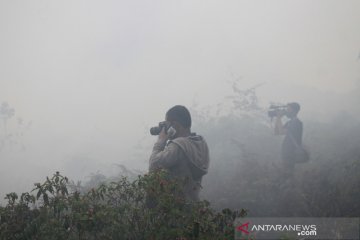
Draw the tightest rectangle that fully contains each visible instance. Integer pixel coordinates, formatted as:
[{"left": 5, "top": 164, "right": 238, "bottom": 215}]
[
  {"left": 149, "top": 105, "right": 210, "bottom": 202},
  {"left": 274, "top": 102, "right": 303, "bottom": 177}
]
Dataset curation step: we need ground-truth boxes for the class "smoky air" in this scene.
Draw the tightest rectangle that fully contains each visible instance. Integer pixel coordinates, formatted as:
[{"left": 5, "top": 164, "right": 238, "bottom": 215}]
[{"left": 0, "top": 1, "right": 359, "bottom": 238}]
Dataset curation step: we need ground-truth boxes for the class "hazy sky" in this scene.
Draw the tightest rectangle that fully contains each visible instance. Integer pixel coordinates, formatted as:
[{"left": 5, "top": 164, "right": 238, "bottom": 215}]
[{"left": 0, "top": 0, "right": 359, "bottom": 199}]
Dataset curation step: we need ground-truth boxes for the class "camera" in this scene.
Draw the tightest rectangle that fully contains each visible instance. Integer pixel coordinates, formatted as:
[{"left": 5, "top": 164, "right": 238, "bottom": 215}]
[
  {"left": 150, "top": 121, "right": 169, "bottom": 135},
  {"left": 268, "top": 105, "right": 287, "bottom": 118}
]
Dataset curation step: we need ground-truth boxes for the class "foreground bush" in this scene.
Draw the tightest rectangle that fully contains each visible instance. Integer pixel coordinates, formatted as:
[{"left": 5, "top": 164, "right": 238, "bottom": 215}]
[{"left": 0, "top": 171, "right": 244, "bottom": 240}]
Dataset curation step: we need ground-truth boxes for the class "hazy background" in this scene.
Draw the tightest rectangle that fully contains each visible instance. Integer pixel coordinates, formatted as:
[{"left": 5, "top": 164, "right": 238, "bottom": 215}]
[{"left": 0, "top": 0, "right": 359, "bottom": 203}]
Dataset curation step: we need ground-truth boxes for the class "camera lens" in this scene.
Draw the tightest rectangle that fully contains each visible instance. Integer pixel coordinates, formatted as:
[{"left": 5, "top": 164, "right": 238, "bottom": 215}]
[{"left": 150, "top": 126, "right": 161, "bottom": 135}]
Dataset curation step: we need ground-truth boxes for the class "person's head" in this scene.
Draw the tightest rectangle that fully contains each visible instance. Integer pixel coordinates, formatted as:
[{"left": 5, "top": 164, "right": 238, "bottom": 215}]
[
  {"left": 286, "top": 102, "right": 301, "bottom": 118},
  {"left": 165, "top": 105, "right": 191, "bottom": 138}
]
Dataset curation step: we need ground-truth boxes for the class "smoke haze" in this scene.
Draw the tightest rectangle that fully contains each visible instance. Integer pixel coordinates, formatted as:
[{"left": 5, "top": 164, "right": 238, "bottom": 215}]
[{"left": 0, "top": 0, "right": 359, "bottom": 203}]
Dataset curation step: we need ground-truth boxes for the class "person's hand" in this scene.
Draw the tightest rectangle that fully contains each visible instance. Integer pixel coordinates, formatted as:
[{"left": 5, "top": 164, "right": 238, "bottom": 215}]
[
  {"left": 276, "top": 110, "right": 284, "bottom": 118},
  {"left": 158, "top": 126, "right": 169, "bottom": 143}
]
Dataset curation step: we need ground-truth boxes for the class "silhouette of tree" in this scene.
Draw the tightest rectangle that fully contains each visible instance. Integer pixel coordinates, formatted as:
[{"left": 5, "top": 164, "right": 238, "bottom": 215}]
[{"left": 0, "top": 102, "right": 15, "bottom": 135}]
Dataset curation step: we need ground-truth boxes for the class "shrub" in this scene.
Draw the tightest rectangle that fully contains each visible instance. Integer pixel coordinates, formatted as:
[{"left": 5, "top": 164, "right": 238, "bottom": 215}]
[{"left": 0, "top": 171, "right": 245, "bottom": 240}]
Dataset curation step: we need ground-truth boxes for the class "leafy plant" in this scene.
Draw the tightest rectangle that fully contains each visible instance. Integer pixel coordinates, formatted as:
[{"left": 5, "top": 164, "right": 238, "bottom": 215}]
[{"left": 0, "top": 170, "right": 246, "bottom": 240}]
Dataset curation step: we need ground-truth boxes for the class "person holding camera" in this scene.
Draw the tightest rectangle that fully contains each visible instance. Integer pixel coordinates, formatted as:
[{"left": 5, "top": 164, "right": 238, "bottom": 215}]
[
  {"left": 149, "top": 105, "right": 210, "bottom": 202},
  {"left": 274, "top": 102, "right": 303, "bottom": 176}
]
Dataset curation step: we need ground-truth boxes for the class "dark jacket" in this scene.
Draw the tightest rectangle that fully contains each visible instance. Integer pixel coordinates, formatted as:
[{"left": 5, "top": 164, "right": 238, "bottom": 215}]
[{"left": 282, "top": 117, "right": 303, "bottom": 163}]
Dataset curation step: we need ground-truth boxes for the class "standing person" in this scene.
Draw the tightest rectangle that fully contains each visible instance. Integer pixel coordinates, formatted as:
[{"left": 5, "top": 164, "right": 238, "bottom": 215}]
[
  {"left": 274, "top": 102, "right": 303, "bottom": 177},
  {"left": 149, "top": 105, "right": 210, "bottom": 202}
]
